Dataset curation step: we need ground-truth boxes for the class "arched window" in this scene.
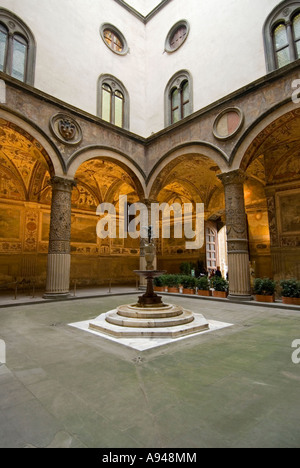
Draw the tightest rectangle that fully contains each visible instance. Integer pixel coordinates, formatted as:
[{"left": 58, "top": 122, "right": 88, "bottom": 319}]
[
  {"left": 165, "top": 70, "right": 193, "bottom": 127},
  {"left": 0, "top": 9, "right": 36, "bottom": 84},
  {"left": 264, "top": 1, "right": 300, "bottom": 72},
  {"left": 170, "top": 80, "right": 190, "bottom": 124},
  {"left": 98, "top": 75, "right": 129, "bottom": 129}
]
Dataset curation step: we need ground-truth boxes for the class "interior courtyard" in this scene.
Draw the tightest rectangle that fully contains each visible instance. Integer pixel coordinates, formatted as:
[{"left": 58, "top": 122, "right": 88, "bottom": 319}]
[{"left": 0, "top": 0, "right": 300, "bottom": 449}]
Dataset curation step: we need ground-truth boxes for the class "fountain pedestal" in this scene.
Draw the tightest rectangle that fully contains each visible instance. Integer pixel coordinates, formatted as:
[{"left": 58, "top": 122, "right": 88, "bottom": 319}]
[
  {"left": 134, "top": 270, "right": 166, "bottom": 307},
  {"left": 89, "top": 269, "right": 210, "bottom": 339}
]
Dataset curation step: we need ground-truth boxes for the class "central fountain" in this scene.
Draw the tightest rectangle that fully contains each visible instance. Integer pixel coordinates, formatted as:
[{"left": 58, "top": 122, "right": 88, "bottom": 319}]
[{"left": 89, "top": 229, "right": 210, "bottom": 339}]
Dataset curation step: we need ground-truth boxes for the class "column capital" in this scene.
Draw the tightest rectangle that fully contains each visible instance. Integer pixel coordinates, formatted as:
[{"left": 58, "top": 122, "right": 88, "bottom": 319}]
[
  {"left": 217, "top": 169, "right": 248, "bottom": 186},
  {"left": 141, "top": 198, "right": 158, "bottom": 208},
  {"left": 49, "top": 176, "right": 77, "bottom": 193}
]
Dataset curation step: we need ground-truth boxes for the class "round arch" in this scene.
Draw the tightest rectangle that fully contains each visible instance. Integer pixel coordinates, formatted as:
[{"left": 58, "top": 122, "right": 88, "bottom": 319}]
[
  {"left": 231, "top": 100, "right": 300, "bottom": 171},
  {"left": 67, "top": 146, "right": 146, "bottom": 200},
  {"left": 0, "top": 107, "right": 65, "bottom": 177},
  {"left": 147, "top": 143, "right": 228, "bottom": 200}
]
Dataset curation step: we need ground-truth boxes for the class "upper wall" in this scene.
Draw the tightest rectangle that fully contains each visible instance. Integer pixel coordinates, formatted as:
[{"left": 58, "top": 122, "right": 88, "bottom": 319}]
[
  {"left": 145, "top": 0, "right": 280, "bottom": 133},
  {"left": 0, "top": 0, "right": 148, "bottom": 134},
  {"left": 0, "top": 0, "right": 282, "bottom": 136}
]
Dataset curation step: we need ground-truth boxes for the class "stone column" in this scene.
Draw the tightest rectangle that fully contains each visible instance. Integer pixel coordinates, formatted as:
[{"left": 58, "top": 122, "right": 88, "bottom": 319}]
[
  {"left": 44, "top": 176, "right": 76, "bottom": 299},
  {"left": 218, "top": 170, "right": 252, "bottom": 301}
]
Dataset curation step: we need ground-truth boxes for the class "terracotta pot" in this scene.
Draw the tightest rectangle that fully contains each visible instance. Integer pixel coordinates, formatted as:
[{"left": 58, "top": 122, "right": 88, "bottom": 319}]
[
  {"left": 183, "top": 288, "right": 195, "bottom": 295},
  {"left": 282, "top": 297, "right": 300, "bottom": 306},
  {"left": 212, "top": 291, "right": 228, "bottom": 299},
  {"left": 255, "top": 294, "right": 275, "bottom": 303},
  {"left": 154, "top": 286, "right": 164, "bottom": 292},
  {"left": 168, "top": 287, "right": 179, "bottom": 294},
  {"left": 198, "top": 290, "right": 211, "bottom": 297}
]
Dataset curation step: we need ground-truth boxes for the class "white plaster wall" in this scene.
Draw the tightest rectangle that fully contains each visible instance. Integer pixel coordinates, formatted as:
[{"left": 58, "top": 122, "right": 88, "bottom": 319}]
[
  {"left": 0, "top": 0, "right": 147, "bottom": 135},
  {"left": 122, "top": 0, "right": 163, "bottom": 16},
  {"left": 145, "top": 0, "right": 281, "bottom": 134},
  {"left": 0, "top": 0, "right": 285, "bottom": 137}
]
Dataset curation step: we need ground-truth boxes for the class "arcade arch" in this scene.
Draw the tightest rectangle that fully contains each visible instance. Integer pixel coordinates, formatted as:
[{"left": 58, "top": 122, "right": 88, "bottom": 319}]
[
  {"left": 70, "top": 155, "right": 145, "bottom": 286},
  {"left": 0, "top": 118, "right": 56, "bottom": 288}
]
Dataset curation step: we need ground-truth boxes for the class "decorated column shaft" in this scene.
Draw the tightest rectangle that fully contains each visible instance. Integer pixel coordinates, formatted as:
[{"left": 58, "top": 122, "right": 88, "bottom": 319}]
[
  {"left": 218, "top": 170, "right": 252, "bottom": 301},
  {"left": 44, "top": 176, "right": 76, "bottom": 299}
]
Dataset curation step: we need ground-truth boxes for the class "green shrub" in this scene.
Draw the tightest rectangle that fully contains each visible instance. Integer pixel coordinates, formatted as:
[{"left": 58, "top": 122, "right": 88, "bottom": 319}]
[
  {"left": 196, "top": 276, "right": 210, "bottom": 291},
  {"left": 180, "top": 275, "right": 196, "bottom": 289},
  {"left": 159, "top": 275, "right": 169, "bottom": 287},
  {"left": 166, "top": 274, "right": 180, "bottom": 288},
  {"left": 211, "top": 276, "right": 229, "bottom": 292},
  {"left": 154, "top": 276, "right": 163, "bottom": 287},
  {"left": 280, "top": 279, "right": 300, "bottom": 298},
  {"left": 179, "top": 262, "right": 193, "bottom": 276},
  {"left": 254, "top": 278, "right": 276, "bottom": 296}
]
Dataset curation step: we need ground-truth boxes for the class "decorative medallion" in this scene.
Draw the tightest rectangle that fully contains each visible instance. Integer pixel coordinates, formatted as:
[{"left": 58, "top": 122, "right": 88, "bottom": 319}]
[
  {"left": 50, "top": 113, "right": 83, "bottom": 145},
  {"left": 213, "top": 107, "right": 244, "bottom": 141}
]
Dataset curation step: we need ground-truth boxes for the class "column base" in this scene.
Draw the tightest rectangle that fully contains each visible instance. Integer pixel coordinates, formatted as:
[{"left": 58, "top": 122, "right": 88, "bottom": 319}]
[
  {"left": 43, "top": 292, "right": 71, "bottom": 300},
  {"left": 228, "top": 294, "right": 253, "bottom": 302},
  {"left": 45, "top": 253, "right": 71, "bottom": 299}
]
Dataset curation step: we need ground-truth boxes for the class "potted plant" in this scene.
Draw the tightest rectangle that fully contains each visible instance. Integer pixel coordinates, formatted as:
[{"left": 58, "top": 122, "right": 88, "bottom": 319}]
[
  {"left": 181, "top": 275, "right": 196, "bottom": 295},
  {"left": 211, "top": 276, "right": 229, "bottom": 298},
  {"left": 154, "top": 276, "right": 164, "bottom": 292},
  {"left": 280, "top": 279, "right": 300, "bottom": 306},
  {"left": 253, "top": 278, "right": 276, "bottom": 303},
  {"left": 160, "top": 274, "right": 170, "bottom": 292},
  {"left": 166, "top": 274, "right": 180, "bottom": 293},
  {"left": 196, "top": 276, "right": 211, "bottom": 297}
]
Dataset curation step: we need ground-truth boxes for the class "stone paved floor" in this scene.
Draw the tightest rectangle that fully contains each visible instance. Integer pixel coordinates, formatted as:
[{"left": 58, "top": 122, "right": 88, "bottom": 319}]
[{"left": 0, "top": 293, "right": 300, "bottom": 448}]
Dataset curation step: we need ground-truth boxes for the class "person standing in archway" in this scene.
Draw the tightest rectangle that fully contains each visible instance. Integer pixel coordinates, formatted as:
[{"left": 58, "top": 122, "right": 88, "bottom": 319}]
[{"left": 215, "top": 266, "right": 222, "bottom": 278}]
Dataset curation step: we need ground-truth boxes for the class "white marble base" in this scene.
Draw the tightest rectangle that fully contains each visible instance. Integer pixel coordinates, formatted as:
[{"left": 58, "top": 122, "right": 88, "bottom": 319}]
[{"left": 69, "top": 313, "right": 233, "bottom": 352}]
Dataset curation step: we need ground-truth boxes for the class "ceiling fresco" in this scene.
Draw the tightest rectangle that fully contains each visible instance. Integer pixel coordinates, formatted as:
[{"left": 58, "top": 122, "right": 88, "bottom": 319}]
[
  {"left": 154, "top": 154, "right": 224, "bottom": 218},
  {"left": 73, "top": 158, "right": 139, "bottom": 211},
  {"left": 243, "top": 110, "right": 300, "bottom": 186}
]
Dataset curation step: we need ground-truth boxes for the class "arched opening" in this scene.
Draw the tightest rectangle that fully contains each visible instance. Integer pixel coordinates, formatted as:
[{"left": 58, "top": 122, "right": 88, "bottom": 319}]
[
  {"left": 240, "top": 109, "right": 300, "bottom": 280},
  {"left": 149, "top": 153, "right": 227, "bottom": 277},
  {"left": 0, "top": 119, "right": 54, "bottom": 291},
  {"left": 71, "top": 157, "right": 144, "bottom": 287}
]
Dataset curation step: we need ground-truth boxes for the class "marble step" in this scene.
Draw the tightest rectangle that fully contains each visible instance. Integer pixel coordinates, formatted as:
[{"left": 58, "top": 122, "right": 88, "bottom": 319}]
[
  {"left": 89, "top": 312, "right": 210, "bottom": 338},
  {"left": 116, "top": 304, "right": 184, "bottom": 319},
  {"left": 105, "top": 309, "right": 195, "bottom": 328}
]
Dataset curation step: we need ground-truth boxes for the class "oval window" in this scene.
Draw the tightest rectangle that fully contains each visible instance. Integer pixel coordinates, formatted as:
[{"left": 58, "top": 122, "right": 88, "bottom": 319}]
[
  {"left": 100, "top": 23, "right": 128, "bottom": 55},
  {"left": 165, "top": 20, "right": 189, "bottom": 53}
]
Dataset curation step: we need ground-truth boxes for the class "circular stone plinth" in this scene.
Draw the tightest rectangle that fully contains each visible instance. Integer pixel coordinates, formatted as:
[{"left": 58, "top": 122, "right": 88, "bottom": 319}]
[
  {"left": 117, "top": 304, "right": 183, "bottom": 319},
  {"left": 89, "top": 310, "right": 209, "bottom": 338},
  {"left": 106, "top": 308, "right": 194, "bottom": 329}
]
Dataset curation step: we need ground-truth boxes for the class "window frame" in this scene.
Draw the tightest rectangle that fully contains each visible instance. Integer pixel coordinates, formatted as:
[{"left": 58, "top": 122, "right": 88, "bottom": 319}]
[
  {"left": 164, "top": 70, "right": 193, "bottom": 127},
  {"left": 97, "top": 74, "right": 129, "bottom": 130},
  {"left": 165, "top": 20, "right": 190, "bottom": 53},
  {"left": 264, "top": 0, "right": 300, "bottom": 72},
  {"left": 100, "top": 23, "right": 129, "bottom": 56},
  {"left": 170, "top": 80, "right": 190, "bottom": 124},
  {"left": 0, "top": 8, "right": 36, "bottom": 85}
]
